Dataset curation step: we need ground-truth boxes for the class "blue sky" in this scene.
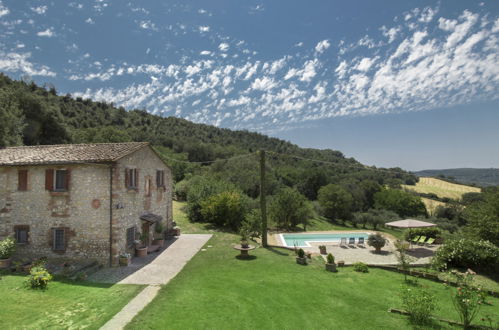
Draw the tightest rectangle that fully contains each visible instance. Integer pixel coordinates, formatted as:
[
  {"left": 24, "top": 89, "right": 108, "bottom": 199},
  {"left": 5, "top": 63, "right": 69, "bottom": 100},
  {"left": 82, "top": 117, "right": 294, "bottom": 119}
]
[{"left": 0, "top": 0, "right": 498, "bottom": 170}]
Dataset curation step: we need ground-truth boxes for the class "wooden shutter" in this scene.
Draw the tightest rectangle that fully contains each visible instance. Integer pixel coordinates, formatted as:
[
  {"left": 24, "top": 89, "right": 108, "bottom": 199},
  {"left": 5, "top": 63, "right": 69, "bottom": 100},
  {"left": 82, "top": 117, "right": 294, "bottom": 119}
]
[
  {"left": 156, "top": 171, "right": 160, "bottom": 187},
  {"left": 45, "top": 169, "right": 54, "bottom": 191},
  {"left": 135, "top": 169, "right": 139, "bottom": 191},
  {"left": 125, "top": 169, "right": 129, "bottom": 188},
  {"left": 64, "top": 169, "right": 71, "bottom": 191},
  {"left": 18, "top": 170, "right": 28, "bottom": 191}
]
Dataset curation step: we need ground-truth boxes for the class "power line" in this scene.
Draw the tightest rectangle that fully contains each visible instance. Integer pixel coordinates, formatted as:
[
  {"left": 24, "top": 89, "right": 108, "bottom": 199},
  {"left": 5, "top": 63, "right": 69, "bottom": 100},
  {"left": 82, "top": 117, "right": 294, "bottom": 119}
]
[{"left": 158, "top": 151, "right": 257, "bottom": 164}]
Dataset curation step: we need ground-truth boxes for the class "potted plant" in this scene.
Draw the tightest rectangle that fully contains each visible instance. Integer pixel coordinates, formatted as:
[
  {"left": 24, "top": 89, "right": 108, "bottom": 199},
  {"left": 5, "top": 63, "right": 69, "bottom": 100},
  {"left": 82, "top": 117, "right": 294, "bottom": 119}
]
[
  {"left": 0, "top": 237, "right": 16, "bottom": 269},
  {"left": 367, "top": 233, "right": 387, "bottom": 253},
  {"left": 296, "top": 248, "right": 307, "bottom": 265},
  {"left": 119, "top": 253, "right": 131, "bottom": 266},
  {"left": 134, "top": 233, "right": 148, "bottom": 257},
  {"left": 173, "top": 225, "right": 181, "bottom": 236},
  {"left": 325, "top": 253, "right": 337, "bottom": 272},
  {"left": 319, "top": 245, "right": 327, "bottom": 255},
  {"left": 152, "top": 222, "right": 165, "bottom": 247}
]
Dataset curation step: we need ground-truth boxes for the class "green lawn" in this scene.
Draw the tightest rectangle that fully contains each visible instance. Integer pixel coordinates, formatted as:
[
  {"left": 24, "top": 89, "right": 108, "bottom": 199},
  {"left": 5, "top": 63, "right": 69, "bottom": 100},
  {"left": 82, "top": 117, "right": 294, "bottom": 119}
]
[
  {"left": 127, "top": 204, "right": 499, "bottom": 330},
  {"left": 0, "top": 273, "right": 143, "bottom": 329}
]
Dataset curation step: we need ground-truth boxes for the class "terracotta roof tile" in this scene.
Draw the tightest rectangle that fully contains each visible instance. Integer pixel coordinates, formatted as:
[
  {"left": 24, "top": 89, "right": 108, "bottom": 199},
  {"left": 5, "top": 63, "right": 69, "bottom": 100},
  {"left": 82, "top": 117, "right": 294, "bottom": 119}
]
[{"left": 0, "top": 142, "right": 150, "bottom": 165}]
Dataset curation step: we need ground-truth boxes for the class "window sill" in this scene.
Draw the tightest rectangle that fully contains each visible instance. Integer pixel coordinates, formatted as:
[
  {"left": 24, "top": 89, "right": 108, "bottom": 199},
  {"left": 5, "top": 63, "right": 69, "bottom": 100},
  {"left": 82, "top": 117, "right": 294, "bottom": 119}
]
[
  {"left": 50, "top": 191, "right": 69, "bottom": 196},
  {"left": 126, "top": 188, "right": 138, "bottom": 193}
]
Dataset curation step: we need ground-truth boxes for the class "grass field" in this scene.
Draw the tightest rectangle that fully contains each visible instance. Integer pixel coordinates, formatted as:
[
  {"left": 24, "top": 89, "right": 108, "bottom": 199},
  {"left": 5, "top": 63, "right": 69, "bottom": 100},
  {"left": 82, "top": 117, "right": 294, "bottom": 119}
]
[
  {"left": 421, "top": 197, "right": 447, "bottom": 215},
  {"left": 127, "top": 202, "right": 499, "bottom": 330},
  {"left": 0, "top": 274, "right": 143, "bottom": 329},
  {"left": 402, "top": 177, "right": 481, "bottom": 201}
]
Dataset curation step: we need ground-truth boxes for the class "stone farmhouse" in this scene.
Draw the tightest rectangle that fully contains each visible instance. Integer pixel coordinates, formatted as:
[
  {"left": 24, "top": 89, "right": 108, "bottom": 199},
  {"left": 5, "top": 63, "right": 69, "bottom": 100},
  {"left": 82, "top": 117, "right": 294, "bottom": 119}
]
[{"left": 0, "top": 142, "right": 173, "bottom": 266}]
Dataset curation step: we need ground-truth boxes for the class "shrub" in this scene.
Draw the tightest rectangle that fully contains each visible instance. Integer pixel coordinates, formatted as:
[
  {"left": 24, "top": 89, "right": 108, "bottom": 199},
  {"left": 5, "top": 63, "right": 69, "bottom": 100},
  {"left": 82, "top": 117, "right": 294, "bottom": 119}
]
[
  {"left": 0, "top": 237, "right": 16, "bottom": 259},
  {"left": 451, "top": 270, "right": 486, "bottom": 329},
  {"left": 268, "top": 187, "right": 313, "bottom": 230},
  {"left": 297, "top": 248, "right": 305, "bottom": 258},
  {"left": 431, "top": 238, "right": 499, "bottom": 273},
  {"left": 400, "top": 285, "right": 437, "bottom": 325},
  {"left": 404, "top": 227, "right": 442, "bottom": 241},
  {"left": 353, "top": 262, "right": 368, "bottom": 273},
  {"left": 367, "top": 233, "right": 386, "bottom": 252},
  {"left": 25, "top": 264, "right": 53, "bottom": 290},
  {"left": 240, "top": 210, "right": 262, "bottom": 240},
  {"left": 326, "top": 253, "right": 335, "bottom": 264},
  {"left": 200, "top": 191, "right": 249, "bottom": 230}
]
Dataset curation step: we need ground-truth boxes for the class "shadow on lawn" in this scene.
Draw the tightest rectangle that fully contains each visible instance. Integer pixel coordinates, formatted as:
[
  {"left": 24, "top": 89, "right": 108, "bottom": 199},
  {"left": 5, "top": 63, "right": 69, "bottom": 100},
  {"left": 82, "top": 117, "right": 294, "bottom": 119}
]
[{"left": 264, "top": 247, "right": 290, "bottom": 256}]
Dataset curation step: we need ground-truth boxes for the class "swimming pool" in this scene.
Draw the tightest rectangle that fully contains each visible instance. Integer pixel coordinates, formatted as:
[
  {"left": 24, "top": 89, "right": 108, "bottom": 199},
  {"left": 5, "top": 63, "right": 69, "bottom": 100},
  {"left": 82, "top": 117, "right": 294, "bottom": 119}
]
[{"left": 279, "top": 233, "right": 371, "bottom": 247}]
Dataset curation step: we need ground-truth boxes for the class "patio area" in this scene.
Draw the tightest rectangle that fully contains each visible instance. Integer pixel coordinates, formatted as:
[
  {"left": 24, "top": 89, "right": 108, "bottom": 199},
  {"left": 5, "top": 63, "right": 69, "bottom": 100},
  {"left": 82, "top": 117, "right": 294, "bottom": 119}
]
[{"left": 269, "top": 232, "right": 438, "bottom": 266}]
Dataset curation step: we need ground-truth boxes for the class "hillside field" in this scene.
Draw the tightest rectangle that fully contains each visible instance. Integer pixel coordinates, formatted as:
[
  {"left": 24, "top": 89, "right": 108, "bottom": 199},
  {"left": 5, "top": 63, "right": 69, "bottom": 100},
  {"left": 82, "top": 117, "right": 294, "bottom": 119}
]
[{"left": 402, "top": 177, "right": 481, "bottom": 201}]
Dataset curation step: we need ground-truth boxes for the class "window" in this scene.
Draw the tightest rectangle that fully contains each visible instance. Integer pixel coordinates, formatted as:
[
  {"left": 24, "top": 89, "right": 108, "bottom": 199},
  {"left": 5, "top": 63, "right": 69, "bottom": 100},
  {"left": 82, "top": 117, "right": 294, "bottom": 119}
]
[
  {"left": 53, "top": 228, "right": 65, "bottom": 251},
  {"left": 18, "top": 169, "right": 28, "bottom": 191},
  {"left": 145, "top": 178, "right": 151, "bottom": 197},
  {"left": 126, "top": 227, "right": 136, "bottom": 247},
  {"left": 15, "top": 226, "right": 29, "bottom": 244},
  {"left": 54, "top": 170, "right": 68, "bottom": 191},
  {"left": 156, "top": 170, "right": 165, "bottom": 188},
  {"left": 45, "top": 169, "right": 70, "bottom": 191},
  {"left": 125, "top": 168, "right": 138, "bottom": 190}
]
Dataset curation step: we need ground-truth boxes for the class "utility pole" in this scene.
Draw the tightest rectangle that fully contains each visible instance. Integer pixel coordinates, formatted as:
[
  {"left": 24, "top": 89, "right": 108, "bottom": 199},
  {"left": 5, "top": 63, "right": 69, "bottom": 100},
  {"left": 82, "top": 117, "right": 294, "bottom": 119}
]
[{"left": 260, "top": 150, "right": 268, "bottom": 247}]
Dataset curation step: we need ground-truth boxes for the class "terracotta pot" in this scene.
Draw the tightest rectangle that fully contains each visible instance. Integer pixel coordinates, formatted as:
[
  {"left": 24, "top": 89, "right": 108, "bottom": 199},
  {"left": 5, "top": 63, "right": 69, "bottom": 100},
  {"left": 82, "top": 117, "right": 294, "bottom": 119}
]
[
  {"left": 0, "top": 258, "right": 12, "bottom": 269},
  {"left": 135, "top": 247, "right": 148, "bottom": 257},
  {"left": 241, "top": 240, "right": 249, "bottom": 248},
  {"left": 326, "top": 263, "right": 337, "bottom": 272},
  {"left": 296, "top": 257, "right": 307, "bottom": 265},
  {"left": 174, "top": 228, "right": 181, "bottom": 236},
  {"left": 319, "top": 246, "right": 327, "bottom": 255},
  {"left": 119, "top": 257, "right": 131, "bottom": 266},
  {"left": 152, "top": 239, "right": 165, "bottom": 247}
]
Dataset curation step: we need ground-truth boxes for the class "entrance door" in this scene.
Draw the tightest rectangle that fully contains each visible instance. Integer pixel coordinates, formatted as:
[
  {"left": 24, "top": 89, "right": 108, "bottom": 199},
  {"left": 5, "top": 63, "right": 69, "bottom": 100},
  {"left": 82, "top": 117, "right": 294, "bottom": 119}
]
[{"left": 142, "top": 222, "right": 150, "bottom": 246}]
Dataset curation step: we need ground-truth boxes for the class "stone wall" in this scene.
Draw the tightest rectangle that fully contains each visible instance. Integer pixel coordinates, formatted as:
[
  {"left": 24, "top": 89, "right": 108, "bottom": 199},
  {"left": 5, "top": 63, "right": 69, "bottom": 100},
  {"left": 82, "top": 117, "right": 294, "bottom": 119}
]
[
  {"left": 0, "top": 145, "right": 173, "bottom": 267},
  {"left": 0, "top": 164, "right": 111, "bottom": 264},
  {"left": 111, "top": 146, "right": 173, "bottom": 266}
]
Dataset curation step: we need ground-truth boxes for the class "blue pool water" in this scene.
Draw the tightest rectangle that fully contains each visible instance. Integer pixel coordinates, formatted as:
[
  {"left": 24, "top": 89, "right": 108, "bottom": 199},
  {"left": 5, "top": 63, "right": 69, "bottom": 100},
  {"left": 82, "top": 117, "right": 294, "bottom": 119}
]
[{"left": 281, "top": 233, "right": 370, "bottom": 247}]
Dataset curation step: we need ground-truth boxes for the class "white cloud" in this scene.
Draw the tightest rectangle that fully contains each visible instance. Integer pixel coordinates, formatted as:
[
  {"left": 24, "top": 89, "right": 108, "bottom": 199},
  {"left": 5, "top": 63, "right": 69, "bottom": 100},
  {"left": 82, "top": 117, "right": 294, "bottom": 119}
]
[
  {"left": 355, "top": 57, "right": 376, "bottom": 71},
  {"left": 381, "top": 26, "right": 400, "bottom": 43},
  {"left": 139, "top": 20, "right": 158, "bottom": 31},
  {"left": 300, "top": 59, "right": 318, "bottom": 82},
  {"left": 218, "top": 43, "right": 229, "bottom": 52},
  {"left": 251, "top": 76, "right": 277, "bottom": 90},
  {"left": 31, "top": 6, "right": 48, "bottom": 14},
  {"left": 85, "top": 18, "right": 95, "bottom": 24},
  {"left": 200, "top": 50, "right": 211, "bottom": 56},
  {"left": 0, "top": 1, "right": 9, "bottom": 17},
  {"left": 37, "top": 28, "right": 55, "bottom": 37},
  {"left": 199, "top": 26, "right": 210, "bottom": 32},
  {"left": 0, "top": 51, "right": 56, "bottom": 76},
  {"left": 315, "top": 40, "right": 330, "bottom": 53}
]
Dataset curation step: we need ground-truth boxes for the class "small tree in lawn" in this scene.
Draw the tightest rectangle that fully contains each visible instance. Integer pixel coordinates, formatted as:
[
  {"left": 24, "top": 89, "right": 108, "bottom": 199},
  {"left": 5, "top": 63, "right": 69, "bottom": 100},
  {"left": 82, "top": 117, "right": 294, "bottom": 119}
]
[
  {"left": 394, "top": 240, "right": 414, "bottom": 282},
  {"left": 367, "top": 233, "right": 386, "bottom": 253}
]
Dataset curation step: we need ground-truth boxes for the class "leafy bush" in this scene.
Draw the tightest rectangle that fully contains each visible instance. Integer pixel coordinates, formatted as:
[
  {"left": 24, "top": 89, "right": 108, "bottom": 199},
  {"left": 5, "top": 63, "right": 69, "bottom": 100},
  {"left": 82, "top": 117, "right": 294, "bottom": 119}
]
[
  {"left": 174, "top": 180, "right": 189, "bottom": 201},
  {"left": 326, "top": 253, "right": 335, "bottom": 264},
  {"left": 0, "top": 237, "right": 16, "bottom": 259},
  {"left": 400, "top": 286, "right": 437, "bottom": 325},
  {"left": 353, "top": 262, "right": 368, "bottom": 273},
  {"left": 432, "top": 238, "right": 499, "bottom": 273},
  {"left": 240, "top": 209, "right": 262, "bottom": 240},
  {"left": 25, "top": 264, "right": 53, "bottom": 290},
  {"left": 268, "top": 187, "right": 313, "bottom": 230},
  {"left": 367, "top": 233, "right": 386, "bottom": 252},
  {"left": 297, "top": 248, "right": 305, "bottom": 258},
  {"left": 317, "top": 184, "right": 353, "bottom": 222},
  {"left": 452, "top": 270, "right": 486, "bottom": 329},
  {"left": 200, "top": 191, "right": 249, "bottom": 230},
  {"left": 374, "top": 188, "right": 427, "bottom": 217},
  {"left": 404, "top": 227, "right": 442, "bottom": 241}
]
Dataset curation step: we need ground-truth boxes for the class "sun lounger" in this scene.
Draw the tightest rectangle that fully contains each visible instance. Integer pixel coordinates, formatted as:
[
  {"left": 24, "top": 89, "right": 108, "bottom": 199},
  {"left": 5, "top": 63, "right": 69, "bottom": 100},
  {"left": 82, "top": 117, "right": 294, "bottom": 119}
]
[
  {"left": 417, "top": 236, "right": 427, "bottom": 245},
  {"left": 340, "top": 237, "right": 347, "bottom": 247},
  {"left": 424, "top": 237, "right": 435, "bottom": 246},
  {"left": 411, "top": 236, "right": 421, "bottom": 243},
  {"left": 357, "top": 237, "right": 365, "bottom": 247},
  {"left": 348, "top": 237, "right": 355, "bottom": 247}
]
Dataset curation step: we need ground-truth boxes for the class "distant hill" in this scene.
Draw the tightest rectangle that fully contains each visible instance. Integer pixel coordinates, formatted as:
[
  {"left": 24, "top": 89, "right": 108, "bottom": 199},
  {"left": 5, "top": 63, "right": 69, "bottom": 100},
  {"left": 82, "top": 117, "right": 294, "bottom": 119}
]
[{"left": 413, "top": 168, "right": 499, "bottom": 187}]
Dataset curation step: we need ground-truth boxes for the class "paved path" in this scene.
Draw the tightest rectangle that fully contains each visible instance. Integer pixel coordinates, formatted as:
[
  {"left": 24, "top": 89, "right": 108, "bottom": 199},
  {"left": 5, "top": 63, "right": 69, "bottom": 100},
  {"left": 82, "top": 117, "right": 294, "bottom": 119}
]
[{"left": 99, "top": 234, "right": 212, "bottom": 330}]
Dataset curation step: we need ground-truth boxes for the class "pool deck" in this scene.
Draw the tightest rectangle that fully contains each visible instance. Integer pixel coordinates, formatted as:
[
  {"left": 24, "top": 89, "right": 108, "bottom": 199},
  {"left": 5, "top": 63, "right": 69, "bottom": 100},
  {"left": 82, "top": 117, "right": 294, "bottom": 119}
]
[{"left": 269, "top": 231, "right": 437, "bottom": 266}]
